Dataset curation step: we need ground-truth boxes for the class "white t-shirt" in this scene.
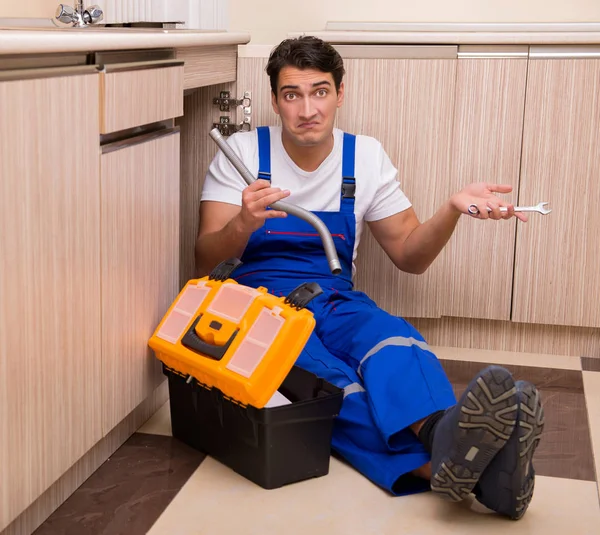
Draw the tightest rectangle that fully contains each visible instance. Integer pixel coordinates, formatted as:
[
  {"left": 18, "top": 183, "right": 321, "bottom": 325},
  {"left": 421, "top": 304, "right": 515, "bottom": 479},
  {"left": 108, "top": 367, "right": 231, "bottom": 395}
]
[{"left": 201, "top": 126, "right": 412, "bottom": 270}]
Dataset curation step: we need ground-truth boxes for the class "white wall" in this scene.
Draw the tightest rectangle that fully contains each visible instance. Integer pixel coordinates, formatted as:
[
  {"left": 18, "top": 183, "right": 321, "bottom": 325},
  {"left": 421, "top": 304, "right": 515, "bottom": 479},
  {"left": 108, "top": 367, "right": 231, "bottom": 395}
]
[
  {"left": 228, "top": 0, "right": 600, "bottom": 44},
  {"left": 0, "top": 0, "right": 57, "bottom": 18}
]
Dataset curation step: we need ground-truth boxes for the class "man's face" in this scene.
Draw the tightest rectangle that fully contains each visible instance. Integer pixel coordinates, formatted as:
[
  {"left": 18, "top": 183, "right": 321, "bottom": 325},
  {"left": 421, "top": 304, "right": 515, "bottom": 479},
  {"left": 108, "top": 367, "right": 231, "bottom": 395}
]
[{"left": 271, "top": 66, "right": 344, "bottom": 147}]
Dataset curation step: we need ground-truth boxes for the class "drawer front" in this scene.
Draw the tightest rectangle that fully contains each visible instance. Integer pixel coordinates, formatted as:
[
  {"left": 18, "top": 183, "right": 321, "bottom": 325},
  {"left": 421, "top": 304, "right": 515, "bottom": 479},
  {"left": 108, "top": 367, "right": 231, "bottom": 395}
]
[{"left": 100, "top": 61, "right": 184, "bottom": 134}]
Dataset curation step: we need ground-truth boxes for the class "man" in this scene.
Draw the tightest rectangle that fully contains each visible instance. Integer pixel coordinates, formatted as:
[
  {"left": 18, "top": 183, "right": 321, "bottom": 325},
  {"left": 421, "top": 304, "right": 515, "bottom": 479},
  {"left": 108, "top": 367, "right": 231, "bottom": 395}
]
[{"left": 196, "top": 36, "right": 544, "bottom": 520}]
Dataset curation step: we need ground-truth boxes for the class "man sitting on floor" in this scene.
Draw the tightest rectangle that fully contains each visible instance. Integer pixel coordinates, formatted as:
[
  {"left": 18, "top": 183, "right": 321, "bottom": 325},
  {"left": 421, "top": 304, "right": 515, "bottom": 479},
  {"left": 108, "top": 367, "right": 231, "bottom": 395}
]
[{"left": 195, "top": 35, "right": 545, "bottom": 520}]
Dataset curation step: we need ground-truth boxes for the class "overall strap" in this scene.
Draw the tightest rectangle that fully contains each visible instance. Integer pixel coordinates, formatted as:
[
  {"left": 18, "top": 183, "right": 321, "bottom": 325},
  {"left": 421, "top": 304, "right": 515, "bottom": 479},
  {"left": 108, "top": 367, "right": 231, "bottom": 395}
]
[
  {"left": 341, "top": 132, "right": 356, "bottom": 213},
  {"left": 256, "top": 126, "right": 271, "bottom": 181}
]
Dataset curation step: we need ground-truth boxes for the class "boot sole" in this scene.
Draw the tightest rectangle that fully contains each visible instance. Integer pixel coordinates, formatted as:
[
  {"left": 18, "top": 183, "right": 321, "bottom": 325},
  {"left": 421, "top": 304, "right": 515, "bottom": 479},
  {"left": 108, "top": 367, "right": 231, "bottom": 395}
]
[
  {"left": 431, "top": 366, "right": 518, "bottom": 501},
  {"left": 508, "top": 382, "right": 545, "bottom": 520}
]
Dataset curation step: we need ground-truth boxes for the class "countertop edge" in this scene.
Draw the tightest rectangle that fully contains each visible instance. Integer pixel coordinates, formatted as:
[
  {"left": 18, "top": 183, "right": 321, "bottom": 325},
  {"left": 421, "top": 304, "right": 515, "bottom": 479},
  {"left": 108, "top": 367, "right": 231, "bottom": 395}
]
[
  {"left": 324, "top": 21, "right": 600, "bottom": 33},
  {"left": 0, "top": 30, "right": 251, "bottom": 54},
  {"left": 287, "top": 30, "right": 600, "bottom": 45}
]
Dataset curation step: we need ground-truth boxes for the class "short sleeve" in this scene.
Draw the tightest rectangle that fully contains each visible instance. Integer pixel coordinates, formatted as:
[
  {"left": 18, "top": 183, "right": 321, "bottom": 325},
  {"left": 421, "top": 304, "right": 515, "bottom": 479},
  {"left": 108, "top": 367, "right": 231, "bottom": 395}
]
[
  {"left": 200, "top": 131, "right": 256, "bottom": 206},
  {"left": 364, "top": 144, "right": 412, "bottom": 222}
]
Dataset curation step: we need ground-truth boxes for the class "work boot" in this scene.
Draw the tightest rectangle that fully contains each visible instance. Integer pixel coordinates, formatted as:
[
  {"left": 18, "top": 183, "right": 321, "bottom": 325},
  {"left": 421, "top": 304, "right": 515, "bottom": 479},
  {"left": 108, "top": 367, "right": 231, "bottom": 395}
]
[
  {"left": 473, "top": 380, "right": 545, "bottom": 519},
  {"left": 430, "top": 365, "right": 518, "bottom": 502}
]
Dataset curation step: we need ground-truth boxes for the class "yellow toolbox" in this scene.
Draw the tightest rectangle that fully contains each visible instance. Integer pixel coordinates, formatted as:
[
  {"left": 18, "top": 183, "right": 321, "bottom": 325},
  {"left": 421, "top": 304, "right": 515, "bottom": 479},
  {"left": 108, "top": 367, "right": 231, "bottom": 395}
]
[{"left": 148, "top": 258, "right": 323, "bottom": 408}]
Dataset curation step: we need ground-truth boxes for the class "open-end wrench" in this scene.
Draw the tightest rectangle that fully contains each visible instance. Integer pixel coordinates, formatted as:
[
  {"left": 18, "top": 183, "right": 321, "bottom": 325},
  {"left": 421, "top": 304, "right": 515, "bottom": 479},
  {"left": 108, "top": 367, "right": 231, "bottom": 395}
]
[{"left": 467, "top": 201, "right": 552, "bottom": 216}]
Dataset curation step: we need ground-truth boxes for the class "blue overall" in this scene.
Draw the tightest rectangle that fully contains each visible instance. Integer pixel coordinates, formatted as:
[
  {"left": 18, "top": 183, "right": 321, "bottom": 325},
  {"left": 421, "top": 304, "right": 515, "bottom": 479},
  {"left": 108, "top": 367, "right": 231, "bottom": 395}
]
[{"left": 233, "top": 127, "right": 457, "bottom": 496}]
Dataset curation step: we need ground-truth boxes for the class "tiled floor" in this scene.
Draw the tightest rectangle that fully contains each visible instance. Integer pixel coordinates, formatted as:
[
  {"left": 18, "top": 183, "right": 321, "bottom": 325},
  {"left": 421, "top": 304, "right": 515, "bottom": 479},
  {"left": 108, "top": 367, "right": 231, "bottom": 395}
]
[
  {"left": 32, "top": 351, "right": 600, "bottom": 535},
  {"left": 32, "top": 434, "right": 205, "bottom": 535}
]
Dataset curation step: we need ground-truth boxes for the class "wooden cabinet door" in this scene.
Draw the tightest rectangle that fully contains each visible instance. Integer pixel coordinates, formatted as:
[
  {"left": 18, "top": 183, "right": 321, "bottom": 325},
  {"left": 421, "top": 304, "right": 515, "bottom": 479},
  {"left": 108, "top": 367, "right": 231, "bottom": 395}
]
[
  {"left": 513, "top": 54, "right": 600, "bottom": 328},
  {"left": 337, "top": 54, "right": 457, "bottom": 318},
  {"left": 0, "top": 71, "right": 102, "bottom": 530},
  {"left": 100, "top": 129, "right": 180, "bottom": 434},
  {"left": 442, "top": 52, "right": 529, "bottom": 320}
]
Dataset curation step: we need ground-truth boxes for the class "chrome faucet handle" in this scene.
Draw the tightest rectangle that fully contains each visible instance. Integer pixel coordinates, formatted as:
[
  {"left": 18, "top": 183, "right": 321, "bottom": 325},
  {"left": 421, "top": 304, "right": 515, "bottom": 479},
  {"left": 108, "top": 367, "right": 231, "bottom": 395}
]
[
  {"left": 54, "top": 2, "right": 103, "bottom": 26},
  {"left": 83, "top": 5, "right": 104, "bottom": 24},
  {"left": 55, "top": 4, "right": 78, "bottom": 24}
]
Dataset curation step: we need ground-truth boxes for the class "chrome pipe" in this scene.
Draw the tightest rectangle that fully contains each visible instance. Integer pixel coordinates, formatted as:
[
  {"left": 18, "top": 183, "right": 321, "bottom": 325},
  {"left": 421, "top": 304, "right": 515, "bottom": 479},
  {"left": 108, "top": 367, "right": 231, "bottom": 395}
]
[{"left": 209, "top": 128, "right": 342, "bottom": 275}]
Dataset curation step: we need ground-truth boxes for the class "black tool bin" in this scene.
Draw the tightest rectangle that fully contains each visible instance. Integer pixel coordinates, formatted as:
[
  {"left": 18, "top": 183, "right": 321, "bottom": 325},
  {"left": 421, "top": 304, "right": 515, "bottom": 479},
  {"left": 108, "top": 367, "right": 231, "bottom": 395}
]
[{"left": 164, "top": 364, "right": 344, "bottom": 489}]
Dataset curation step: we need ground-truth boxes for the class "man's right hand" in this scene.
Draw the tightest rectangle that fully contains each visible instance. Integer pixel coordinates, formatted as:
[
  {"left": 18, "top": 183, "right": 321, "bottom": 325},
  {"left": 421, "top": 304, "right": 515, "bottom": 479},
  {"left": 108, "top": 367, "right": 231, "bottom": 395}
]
[{"left": 235, "top": 179, "right": 290, "bottom": 233}]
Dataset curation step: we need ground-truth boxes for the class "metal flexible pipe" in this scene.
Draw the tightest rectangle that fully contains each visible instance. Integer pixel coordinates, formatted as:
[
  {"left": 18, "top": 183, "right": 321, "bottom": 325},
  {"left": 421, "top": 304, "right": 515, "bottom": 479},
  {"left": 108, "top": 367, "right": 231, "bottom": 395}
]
[{"left": 209, "top": 128, "right": 342, "bottom": 275}]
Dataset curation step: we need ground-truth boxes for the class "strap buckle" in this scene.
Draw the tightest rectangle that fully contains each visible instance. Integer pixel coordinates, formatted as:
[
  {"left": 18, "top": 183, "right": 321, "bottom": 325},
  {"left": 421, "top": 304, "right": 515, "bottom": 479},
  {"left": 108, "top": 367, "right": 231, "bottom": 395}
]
[{"left": 341, "top": 180, "right": 356, "bottom": 199}]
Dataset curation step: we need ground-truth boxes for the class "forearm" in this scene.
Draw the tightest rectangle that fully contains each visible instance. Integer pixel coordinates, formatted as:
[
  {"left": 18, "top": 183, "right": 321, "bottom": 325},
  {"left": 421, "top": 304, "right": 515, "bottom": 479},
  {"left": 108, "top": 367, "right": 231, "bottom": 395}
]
[
  {"left": 195, "top": 215, "right": 253, "bottom": 277},
  {"left": 399, "top": 200, "right": 461, "bottom": 274}
]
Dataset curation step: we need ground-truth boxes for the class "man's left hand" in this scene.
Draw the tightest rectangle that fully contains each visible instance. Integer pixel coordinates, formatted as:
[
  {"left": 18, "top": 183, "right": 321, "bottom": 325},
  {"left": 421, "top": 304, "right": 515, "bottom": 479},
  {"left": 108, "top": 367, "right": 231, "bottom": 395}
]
[{"left": 450, "top": 183, "right": 528, "bottom": 223}]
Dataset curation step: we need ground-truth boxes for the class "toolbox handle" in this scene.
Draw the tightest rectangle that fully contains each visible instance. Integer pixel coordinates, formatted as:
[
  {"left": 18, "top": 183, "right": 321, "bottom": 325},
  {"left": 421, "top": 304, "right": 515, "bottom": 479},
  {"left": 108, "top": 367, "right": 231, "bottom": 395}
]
[{"left": 181, "top": 315, "right": 238, "bottom": 361}]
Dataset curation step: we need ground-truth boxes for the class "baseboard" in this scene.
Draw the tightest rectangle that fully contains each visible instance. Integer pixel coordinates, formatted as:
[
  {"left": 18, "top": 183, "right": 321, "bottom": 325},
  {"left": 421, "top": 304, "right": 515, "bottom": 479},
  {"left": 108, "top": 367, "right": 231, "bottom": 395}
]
[{"left": 2, "top": 381, "right": 169, "bottom": 535}]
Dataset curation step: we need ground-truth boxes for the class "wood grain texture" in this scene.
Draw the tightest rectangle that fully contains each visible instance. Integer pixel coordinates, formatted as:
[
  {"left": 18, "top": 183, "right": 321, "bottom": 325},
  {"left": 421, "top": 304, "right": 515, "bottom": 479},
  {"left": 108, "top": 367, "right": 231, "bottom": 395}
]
[
  {"left": 513, "top": 59, "right": 600, "bottom": 328},
  {"left": 3, "top": 382, "right": 168, "bottom": 535},
  {"left": 101, "top": 131, "right": 180, "bottom": 434},
  {"left": 408, "top": 316, "right": 600, "bottom": 358},
  {"left": 100, "top": 65, "right": 184, "bottom": 134},
  {"left": 337, "top": 58, "right": 457, "bottom": 318},
  {"left": 176, "top": 45, "right": 237, "bottom": 90},
  {"left": 444, "top": 58, "right": 528, "bottom": 320},
  {"left": 236, "top": 57, "right": 280, "bottom": 127},
  {"left": 177, "top": 82, "right": 236, "bottom": 287},
  {"left": 0, "top": 73, "right": 102, "bottom": 530}
]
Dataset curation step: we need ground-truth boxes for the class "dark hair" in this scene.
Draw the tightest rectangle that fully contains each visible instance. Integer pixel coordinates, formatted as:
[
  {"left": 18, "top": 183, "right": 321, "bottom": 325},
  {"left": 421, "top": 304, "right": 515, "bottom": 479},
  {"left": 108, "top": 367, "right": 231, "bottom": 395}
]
[{"left": 266, "top": 36, "right": 345, "bottom": 95}]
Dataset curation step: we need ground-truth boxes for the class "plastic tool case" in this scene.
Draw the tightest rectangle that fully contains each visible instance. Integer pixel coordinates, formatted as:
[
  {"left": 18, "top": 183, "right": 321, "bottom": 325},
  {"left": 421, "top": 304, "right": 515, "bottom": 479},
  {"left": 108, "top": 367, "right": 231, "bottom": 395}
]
[{"left": 148, "top": 259, "right": 344, "bottom": 489}]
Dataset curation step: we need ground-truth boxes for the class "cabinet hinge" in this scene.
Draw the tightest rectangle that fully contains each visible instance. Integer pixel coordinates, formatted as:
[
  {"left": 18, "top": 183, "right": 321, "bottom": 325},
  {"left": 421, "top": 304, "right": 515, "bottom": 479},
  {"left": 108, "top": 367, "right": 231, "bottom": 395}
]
[
  {"left": 213, "top": 90, "right": 252, "bottom": 112},
  {"left": 213, "top": 116, "right": 251, "bottom": 136},
  {"left": 212, "top": 90, "right": 252, "bottom": 136}
]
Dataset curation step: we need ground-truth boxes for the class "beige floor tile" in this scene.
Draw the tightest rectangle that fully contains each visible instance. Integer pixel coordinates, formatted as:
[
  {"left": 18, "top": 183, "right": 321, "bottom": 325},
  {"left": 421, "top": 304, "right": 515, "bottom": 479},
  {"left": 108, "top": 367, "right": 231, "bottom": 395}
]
[
  {"left": 136, "top": 401, "right": 172, "bottom": 436},
  {"left": 433, "top": 345, "right": 582, "bottom": 371},
  {"left": 147, "top": 456, "right": 600, "bottom": 535},
  {"left": 583, "top": 371, "right": 600, "bottom": 499}
]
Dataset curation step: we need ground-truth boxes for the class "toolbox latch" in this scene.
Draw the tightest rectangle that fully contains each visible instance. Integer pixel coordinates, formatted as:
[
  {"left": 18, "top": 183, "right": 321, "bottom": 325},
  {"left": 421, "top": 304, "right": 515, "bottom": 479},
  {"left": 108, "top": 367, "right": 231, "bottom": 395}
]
[
  {"left": 284, "top": 282, "right": 323, "bottom": 310},
  {"left": 209, "top": 258, "right": 243, "bottom": 281}
]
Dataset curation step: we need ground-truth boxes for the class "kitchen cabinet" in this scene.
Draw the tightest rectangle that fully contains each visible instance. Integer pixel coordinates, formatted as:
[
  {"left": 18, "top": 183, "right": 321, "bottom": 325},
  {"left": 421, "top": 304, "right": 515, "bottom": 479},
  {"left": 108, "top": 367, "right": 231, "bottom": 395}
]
[
  {"left": 236, "top": 46, "right": 600, "bottom": 331},
  {"left": 0, "top": 69, "right": 102, "bottom": 528},
  {"left": 336, "top": 52, "right": 458, "bottom": 319},
  {"left": 442, "top": 51, "right": 529, "bottom": 320},
  {"left": 0, "top": 36, "right": 246, "bottom": 533},
  {"left": 100, "top": 128, "right": 180, "bottom": 433},
  {"left": 100, "top": 62, "right": 184, "bottom": 134},
  {"left": 512, "top": 53, "right": 600, "bottom": 328}
]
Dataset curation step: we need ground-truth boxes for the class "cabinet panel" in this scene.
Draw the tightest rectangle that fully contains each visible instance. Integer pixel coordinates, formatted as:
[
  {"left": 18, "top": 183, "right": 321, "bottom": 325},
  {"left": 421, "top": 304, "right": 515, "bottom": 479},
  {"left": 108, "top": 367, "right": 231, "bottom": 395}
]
[
  {"left": 443, "top": 58, "right": 528, "bottom": 320},
  {"left": 100, "top": 64, "right": 184, "bottom": 133},
  {"left": 101, "top": 130, "right": 180, "bottom": 433},
  {"left": 236, "top": 57, "right": 279, "bottom": 127},
  {"left": 337, "top": 58, "right": 457, "bottom": 318},
  {"left": 177, "top": 82, "right": 236, "bottom": 286},
  {"left": 513, "top": 58, "right": 600, "bottom": 328},
  {"left": 0, "top": 73, "right": 102, "bottom": 530},
  {"left": 176, "top": 45, "right": 237, "bottom": 90}
]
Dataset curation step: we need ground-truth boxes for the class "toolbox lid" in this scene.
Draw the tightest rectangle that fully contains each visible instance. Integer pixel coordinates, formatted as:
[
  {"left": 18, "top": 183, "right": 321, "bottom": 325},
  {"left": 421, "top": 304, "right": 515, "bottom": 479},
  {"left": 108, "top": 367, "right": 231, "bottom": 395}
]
[{"left": 148, "top": 259, "right": 323, "bottom": 409}]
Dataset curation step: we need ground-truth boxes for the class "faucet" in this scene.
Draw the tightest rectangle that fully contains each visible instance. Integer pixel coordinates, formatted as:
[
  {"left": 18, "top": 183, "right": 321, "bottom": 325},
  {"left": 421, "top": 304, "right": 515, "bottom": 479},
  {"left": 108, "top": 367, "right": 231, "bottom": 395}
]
[{"left": 55, "top": 1, "right": 103, "bottom": 27}]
